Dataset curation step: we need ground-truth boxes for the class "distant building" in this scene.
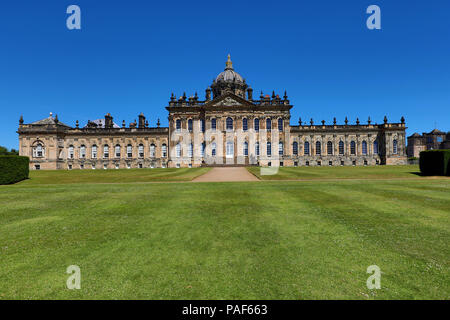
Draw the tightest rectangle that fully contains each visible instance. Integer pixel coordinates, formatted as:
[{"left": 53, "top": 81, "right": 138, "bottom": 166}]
[
  {"left": 407, "top": 129, "right": 449, "bottom": 158},
  {"left": 18, "top": 56, "right": 408, "bottom": 170}
]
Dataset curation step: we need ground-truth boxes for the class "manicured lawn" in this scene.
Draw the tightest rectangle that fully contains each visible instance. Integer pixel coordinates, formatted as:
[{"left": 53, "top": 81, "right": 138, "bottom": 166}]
[
  {"left": 17, "top": 167, "right": 210, "bottom": 185},
  {"left": 248, "top": 165, "right": 425, "bottom": 180},
  {"left": 0, "top": 169, "right": 448, "bottom": 299}
]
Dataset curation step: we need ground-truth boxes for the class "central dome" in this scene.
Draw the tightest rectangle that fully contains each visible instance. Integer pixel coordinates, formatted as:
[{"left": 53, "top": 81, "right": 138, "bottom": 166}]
[
  {"left": 215, "top": 54, "right": 244, "bottom": 83},
  {"left": 211, "top": 55, "right": 248, "bottom": 99}
]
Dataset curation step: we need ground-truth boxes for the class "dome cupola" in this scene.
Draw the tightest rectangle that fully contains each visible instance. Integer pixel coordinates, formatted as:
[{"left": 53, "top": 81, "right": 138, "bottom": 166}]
[{"left": 211, "top": 55, "right": 248, "bottom": 99}]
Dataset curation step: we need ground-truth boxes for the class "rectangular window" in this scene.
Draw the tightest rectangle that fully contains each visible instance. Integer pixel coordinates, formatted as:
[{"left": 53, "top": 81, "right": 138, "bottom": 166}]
[
  {"left": 80, "top": 146, "right": 86, "bottom": 158},
  {"left": 201, "top": 119, "right": 205, "bottom": 133}
]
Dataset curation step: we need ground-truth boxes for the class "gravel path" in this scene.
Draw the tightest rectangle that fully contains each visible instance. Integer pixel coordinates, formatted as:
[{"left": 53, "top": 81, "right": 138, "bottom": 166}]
[{"left": 192, "top": 167, "right": 260, "bottom": 182}]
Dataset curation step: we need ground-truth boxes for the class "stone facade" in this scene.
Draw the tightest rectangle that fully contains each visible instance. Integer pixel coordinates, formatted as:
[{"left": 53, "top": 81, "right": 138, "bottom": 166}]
[
  {"left": 407, "top": 129, "right": 448, "bottom": 158},
  {"left": 18, "top": 56, "right": 407, "bottom": 170}
]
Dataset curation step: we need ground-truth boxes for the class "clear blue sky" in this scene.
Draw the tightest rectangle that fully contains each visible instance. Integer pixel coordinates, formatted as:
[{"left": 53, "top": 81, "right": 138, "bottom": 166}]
[{"left": 1, "top": 0, "right": 449, "bottom": 149}]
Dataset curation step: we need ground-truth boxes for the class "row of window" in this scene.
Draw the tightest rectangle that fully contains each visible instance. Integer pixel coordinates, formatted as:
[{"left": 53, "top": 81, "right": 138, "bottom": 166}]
[
  {"left": 63, "top": 162, "right": 167, "bottom": 170},
  {"left": 67, "top": 144, "right": 167, "bottom": 159},
  {"left": 173, "top": 139, "right": 399, "bottom": 158},
  {"left": 176, "top": 118, "right": 284, "bottom": 132},
  {"left": 32, "top": 139, "right": 398, "bottom": 159},
  {"left": 294, "top": 140, "right": 397, "bottom": 155},
  {"left": 299, "top": 140, "right": 379, "bottom": 156},
  {"left": 174, "top": 141, "right": 283, "bottom": 158}
]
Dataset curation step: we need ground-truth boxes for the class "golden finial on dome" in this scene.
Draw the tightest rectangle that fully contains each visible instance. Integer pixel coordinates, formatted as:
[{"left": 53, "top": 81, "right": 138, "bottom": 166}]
[{"left": 226, "top": 54, "right": 233, "bottom": 69}]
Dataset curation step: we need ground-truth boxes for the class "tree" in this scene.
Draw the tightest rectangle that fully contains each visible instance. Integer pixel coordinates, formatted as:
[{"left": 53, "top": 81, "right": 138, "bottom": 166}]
[{"left": 0, "top": 146, "right": 19, "bottom": 156}]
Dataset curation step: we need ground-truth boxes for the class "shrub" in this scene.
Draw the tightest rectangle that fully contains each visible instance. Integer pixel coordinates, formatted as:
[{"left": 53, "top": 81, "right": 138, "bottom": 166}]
[
  {"left": 0, "top": 156, "right": 29, "bottom": 184},
  {"left": 419, "top": 150, "right": 450, "bottom": 176}
]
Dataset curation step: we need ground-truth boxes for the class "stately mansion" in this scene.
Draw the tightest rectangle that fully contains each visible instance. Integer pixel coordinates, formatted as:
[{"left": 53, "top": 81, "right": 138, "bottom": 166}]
[{"left": 18, "top": 56, "right": 407, "bottom": 170}]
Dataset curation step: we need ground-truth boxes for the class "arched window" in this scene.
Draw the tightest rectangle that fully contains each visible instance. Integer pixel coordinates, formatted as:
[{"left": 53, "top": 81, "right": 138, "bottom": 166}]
[
  {"left": 201, "top": 119, "right": 205, "bottom": 133},
  {"left": 115, "top": 144, "right": 121, "bottom": 158},
  {"left": 188, "top": 143, "right": 193, "bottom": 157},
  {"left": 267, "top": 142, "right": 272, "bottom": 156},
  {"left": 278, "top": 118, "right": 283, "bottom": 132},
  {"left": 103, "top": 145, "right": 109, "bottom": 158},
  {"left": 176, "top": 119, "right": 181, "bottom": 132},
  {"left": 211, "top": 118, "right": 216, "bottom": 131},
  {"left": 279, "top": 142, "right": 283, "bottom": 155},
  {"left": 150, "top": 144, "right": 156, "bottom": 157},
  {"left": 226, "top": 141, "right": 234, "bottom": 157},
  {"left": 243, "top": 118, "right": 248, "bottom": 131},
  {"left": 139, "top": 144, "right": 145, "bottom": 158},
  {"left": 362, "top": 141, "right": 368, "bottom": 155},
  {"left": 201, "top": 142, "right": 205, "bottom": 157},
  {"left": 373, "top": 141, "right": 378, "bottom": 154},
  {"left": 127, "top": 144, "right": 133, "bottom": 158},
  {"left": 304, "top": 141, "right": 310, "bottom": 155},
  {"left": 162, "top": 144, "right": 167, "bottom": 157},
  {"left": 339, "top": 141, "right": 344, "bottom": 155},
  {"left": 266, "top": 118, "right": 272, "bottom": 131},
  {"left": 33, "top": 143, "right": 44, "bottom": 158},
  {"left": 254, "top": 118, "right": 260, "bottom": 132},
  {"left": 244, "top": 141, "right": 248, "bottom": 156},
  {"left": 212, "top": 142, "right": 216, "bottom": 156},
  {"left": 327, "top": 141, "right": 333, "bottom": 155},
  {"left": 176, "top": 143, "right": 181, "bottom": 157},
  {"left": 37, "top": 144, "right": 44, "bottom": 157},
  {"left": 80, "top": 145, "right": 86, "bottom": 158},
  {"left": 350, "top": 141, "right": 356, "bottom": 155},
  {"left": 316, "top": 141, "right": 321, "bottom": 155},
  {"left": 255, "top": 142, "right": 260, "bottom": 156},
  {"left": 226, "top": 117, "right": 233, "bottom": 130},
  {"left": 393, "top": 139, "right": 398, "bottom": 154},
  {"left": 91, "top": 145, "right": 97, "bottom": 159},
  {"left": 293, "top": 142, "right": 298, "bottom": 155},
  {"left": 188, "top": 119, "right": 193, "bottom": 132},
  {"left": 68, "top": 145, "right": 74, "bottom": 159}
]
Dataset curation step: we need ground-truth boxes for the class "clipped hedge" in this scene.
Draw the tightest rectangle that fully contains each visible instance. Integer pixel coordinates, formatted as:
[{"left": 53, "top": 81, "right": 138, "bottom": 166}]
[
  {"left": 419, "top": 150, "right": 450, "bottom": 176},
  {"left": 0, "top": 156, "right": 29, "bottom": 184}
]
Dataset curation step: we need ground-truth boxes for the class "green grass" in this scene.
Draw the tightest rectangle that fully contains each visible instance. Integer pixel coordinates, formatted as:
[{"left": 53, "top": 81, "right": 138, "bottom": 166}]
[
  {"left": 248, "top": 165, "right": 424, "bottom": 180},
  {"left": 17, "top": 167, "right": 210, "bottom": 185},
  {"left": 0, "top": 167, "right": 449, "bottom": 299}
]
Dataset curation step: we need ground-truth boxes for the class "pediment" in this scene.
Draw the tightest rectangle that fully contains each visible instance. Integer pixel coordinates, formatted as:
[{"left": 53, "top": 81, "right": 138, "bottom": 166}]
[
  {"left": 213, "top": 97, "right": 241, "bottom": 106},
  {"left": 206, "top": 92, "right": 254, "bottom": 108}
]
